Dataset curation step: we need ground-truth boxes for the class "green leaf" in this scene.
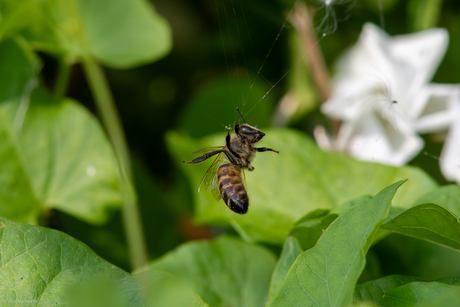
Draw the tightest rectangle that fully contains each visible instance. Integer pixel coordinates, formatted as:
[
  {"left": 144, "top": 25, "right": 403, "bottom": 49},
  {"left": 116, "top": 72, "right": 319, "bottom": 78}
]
[
  {"left": 289, "top": 209, "right": 338, "bottom": 250},
  {"left": 137, "top": 270, "right": 210, "bottom": 307},
  {"left": 415, "top": 288, "right": 460, "bottom": 307},
  {"left": 267, "top": 237, "right": 303, "bottom": 306},
  {"left": 143, "top": 235, "right": 277, "bottom": 307},
  {"left": 355, "top": 275, "right": 424, "bottom": 305},
  {"left": 0, "top": 0, "right": 42, "bottom": 41},
  {"left": 66, "top": 269, "right": 210, "bottom": 307},
  {"left": 0, "top": 38, "right": 40, "bottom": 102},
  {"left": 268, "top": 180, "right": 405, "bottom": 307},
  {"left": 167, "top": 129, "right": 437, "bottom": 243},
  {"left": 0, "top": 217, "right": 208, "bottom": 306},
  {"left": 14, "top": 0, "right": 171, "bottom": 68},
  {"left": 0, "top": 89, "right": 122, "bottom": 224},
  {"left": 382, "top": 281, "right": 460, "bottom": 307},
  {"left": 0, "top": 216, "right": 140, "bottom": 305},
  {"left": 0, "top": 38, "right": 121, "bottom": 224},
  {"left": 413, "top": 185, "right": 460, "bottom": 217},
  {"left": 382, "top": 203, "right": 460, "bottom": 250},
  {"left": 355, "top": 275, "right": 460, "bottom": 306}
]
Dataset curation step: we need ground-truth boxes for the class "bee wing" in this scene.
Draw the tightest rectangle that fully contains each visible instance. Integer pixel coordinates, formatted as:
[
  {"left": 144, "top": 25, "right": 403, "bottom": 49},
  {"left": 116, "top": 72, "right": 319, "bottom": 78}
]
[
  {"left": 191, "top": 146, "right": 224, "bottom": 155},
  {"left": 211, "top": 185, "right": 222, "bottom": 201},
  {"left": 241, "top": 168, "right": 247, "bottom": 191},
  {"left": 198, "top": 152, "right": 223, "bottom": 201}
]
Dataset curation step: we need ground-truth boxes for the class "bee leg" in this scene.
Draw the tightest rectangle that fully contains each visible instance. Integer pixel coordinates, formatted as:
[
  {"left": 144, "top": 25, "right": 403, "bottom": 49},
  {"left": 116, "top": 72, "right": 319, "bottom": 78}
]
[
  {"left": 223, "top": 150, "right": 241, "bottom": 166},
  {"left": 234, "top": 122, "right": 244, "bottom": 143},
  {"left": 256, "top": 147, "right": 279, "bottom": 154},
  {"left": 226, "top": 130, "right": 242, "bottom": 160},
  {"left": 183, "top": 150, "right": 222, "bottom": 164}
]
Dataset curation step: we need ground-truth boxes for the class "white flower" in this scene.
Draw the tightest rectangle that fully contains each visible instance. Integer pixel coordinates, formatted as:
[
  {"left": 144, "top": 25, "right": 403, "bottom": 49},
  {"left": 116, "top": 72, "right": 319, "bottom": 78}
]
[
  {"left": 440, "top": 88, "right": 460, "bottom": 183},
  {"left": 321, "top": 23, "right": 459, "bottom": 167}
]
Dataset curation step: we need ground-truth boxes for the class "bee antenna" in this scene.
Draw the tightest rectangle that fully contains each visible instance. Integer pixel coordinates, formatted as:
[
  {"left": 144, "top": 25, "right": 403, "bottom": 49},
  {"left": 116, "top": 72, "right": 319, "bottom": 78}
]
[{"left": 236, "top": 107, "right": 247, "bottom": 124}]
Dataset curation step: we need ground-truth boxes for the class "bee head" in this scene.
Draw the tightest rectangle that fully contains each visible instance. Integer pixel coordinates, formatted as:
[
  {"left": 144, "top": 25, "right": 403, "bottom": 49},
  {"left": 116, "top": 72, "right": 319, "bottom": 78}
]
[{"left": 238, "top": 123, "right": 265, "bottom": 143}]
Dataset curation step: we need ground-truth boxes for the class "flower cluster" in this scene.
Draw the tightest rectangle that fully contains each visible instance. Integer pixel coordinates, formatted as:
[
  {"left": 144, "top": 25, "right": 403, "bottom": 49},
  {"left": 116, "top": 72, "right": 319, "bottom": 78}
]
[{"left": 320, "top": 23, "right": 460, "bottom": 183}]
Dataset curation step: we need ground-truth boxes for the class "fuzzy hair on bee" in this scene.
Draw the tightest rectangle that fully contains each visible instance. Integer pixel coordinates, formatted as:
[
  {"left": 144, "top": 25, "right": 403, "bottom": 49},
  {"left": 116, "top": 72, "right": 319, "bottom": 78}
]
[{"left": 183, "top": 108, "right": 279, "bottom": 214}]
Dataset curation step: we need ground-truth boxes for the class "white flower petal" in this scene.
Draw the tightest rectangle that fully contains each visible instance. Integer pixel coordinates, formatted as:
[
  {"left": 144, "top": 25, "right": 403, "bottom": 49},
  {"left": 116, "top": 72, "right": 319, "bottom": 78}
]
[
  {"left": 440, "top": 105, "right": 460, "bottom": 183},
  {"left": 391, "top": 28, "right": 449, "bottom": 95},
  {"left": 414, "top": 84, "right": 460, "bottom": 133},
  {"left": 323, "top": 23, "right": 449, "bottom": 120},
  {"left": 321, "top": 23, "right": 452, "bottom": 167},
  {"left": 336, "top": 110, "right": 424, "bottom": 166}
]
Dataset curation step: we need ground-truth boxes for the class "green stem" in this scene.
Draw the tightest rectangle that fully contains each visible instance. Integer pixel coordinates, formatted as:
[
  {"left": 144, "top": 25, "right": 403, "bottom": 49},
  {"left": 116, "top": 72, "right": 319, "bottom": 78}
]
[
  {"left": 53, "top": 58, "right": 71, "bottom": 97},
  {"left": 409, "top": 0, "right": 443, "bottom": 31},
  {"left": 82, "top": 55, "right": 148, "bottom": 270}
]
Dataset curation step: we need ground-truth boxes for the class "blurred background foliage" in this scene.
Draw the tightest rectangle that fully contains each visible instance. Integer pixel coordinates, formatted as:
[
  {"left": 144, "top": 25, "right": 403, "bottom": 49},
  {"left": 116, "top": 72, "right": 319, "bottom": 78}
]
[{"left": 1, "top": 0, "right": 460, "bottom": 273}]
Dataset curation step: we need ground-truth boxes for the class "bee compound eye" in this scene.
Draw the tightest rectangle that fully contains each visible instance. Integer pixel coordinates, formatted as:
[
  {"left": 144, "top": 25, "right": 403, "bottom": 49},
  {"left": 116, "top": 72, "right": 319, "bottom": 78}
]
[{"left": 238, "top": 125, "right": 253, "bottom": 134}]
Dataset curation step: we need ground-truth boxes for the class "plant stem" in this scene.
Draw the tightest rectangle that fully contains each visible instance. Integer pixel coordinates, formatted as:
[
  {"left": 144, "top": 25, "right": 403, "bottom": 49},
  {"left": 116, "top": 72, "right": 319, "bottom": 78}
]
[
  {"left": 289, "top": 2, "right": 330, "bottom": 103},
  {"left": 53, "top": 58, "right": 71, "bottom": 97},
  {"left": 290, "top": 2, "right": 341, "bottom": 137},
  {"left": 409, "top": 0, "right": 443, "bottom": 31},
  {"left": 82, "top": 56, "right": 148, "bottom": 270}
]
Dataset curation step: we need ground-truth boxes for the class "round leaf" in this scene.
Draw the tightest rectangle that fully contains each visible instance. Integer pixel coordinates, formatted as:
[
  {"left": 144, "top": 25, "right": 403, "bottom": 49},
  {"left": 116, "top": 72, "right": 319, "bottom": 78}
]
[
  {"left": 21, "top": 0, "right": 172, "bottom": 68},
  {"left": 0, "top": 217, "right": 208, "bottom": 306}
]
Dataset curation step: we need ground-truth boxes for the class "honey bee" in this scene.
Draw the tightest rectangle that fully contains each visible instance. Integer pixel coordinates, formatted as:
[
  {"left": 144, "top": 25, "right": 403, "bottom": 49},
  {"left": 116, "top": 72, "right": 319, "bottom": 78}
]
[{"left": 183, "top": 108, "right": 279, "bottom": 214}]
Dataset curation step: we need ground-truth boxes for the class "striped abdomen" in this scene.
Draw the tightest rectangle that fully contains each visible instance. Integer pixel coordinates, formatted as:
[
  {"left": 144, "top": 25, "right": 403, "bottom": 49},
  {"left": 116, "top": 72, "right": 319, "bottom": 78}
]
[{"left": 217, "top": 163, "right": 248, "bottom": 214}]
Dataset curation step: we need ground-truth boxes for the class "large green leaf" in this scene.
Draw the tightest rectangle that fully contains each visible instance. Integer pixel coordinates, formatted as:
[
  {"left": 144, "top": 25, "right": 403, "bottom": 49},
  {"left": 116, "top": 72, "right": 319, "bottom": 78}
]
[
  {"left": 0, "top": 216, "right": 138, "bottom": 304},
  {"left": 381, "top": 281, "right": 460, "bottom": 307},
  {"left": 266, "top": 237, "right": 303, "bottom": 306},
  {"left": 167, "top": 129, "right": 437, "bottom": 243},
  {"left": 0, "top": 38, "right": 40, "bottom": 102},
  {"left": 0, "top": 216, "right": 208, "bottom": 306},
  {"left": 143, "top": 235, "right": 277, "bottom": 307},
  {"left": 4, "top": 0, "right": 171, "bottom": 68},
  {"left": 0, "top": 0, "right": 44, "bottom": 42},
  {"left": 413, "top": 185, "right": 460, "bottom": 217},
  {"left": 66, "top": 269, "right": 210, "bottom": 307},
  {"left": 355, "top": 275, "right": 424, "bottom": 305},
  {"left": 0, "top": 38, "right": 121, "bottom": 224},
  {"left": 268, "top": 180, "right": 405, "bottom": 307},
  {"left": 289, "top": 209, "right": 338, "bottom": 250},
  {"left": 0, "top": 91, "right": 122, "bottom": 224},
  {"left": 354, "top": 275, "right": 460, "bottom": 306},
  {"left": 382, "top": 203, "right": 460, "bottom": 250}
]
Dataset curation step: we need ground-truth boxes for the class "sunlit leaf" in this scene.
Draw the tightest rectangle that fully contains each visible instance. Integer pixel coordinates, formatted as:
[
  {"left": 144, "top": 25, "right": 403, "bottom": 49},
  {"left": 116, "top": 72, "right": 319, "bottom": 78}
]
[
  {"left": 0, "top": 90, "right": 122, "bottom": 224},
  {"left": 0, "top": 217, "right": 208, "bottom": 306},
  {"left": 167, "top": 129, "right": 436, "bottom": 243},
  {"left": 0, "top": 216, "right": 140, "bottom": 304},
  {"left": 143, "top": 236, "right": 277, "bottom": 307},
  {"left": 13, "top": 0, "right": 171, "bottom": 68},
  {"left": 268, "top": 181, "right": 405, "bottom": 307},
  {"left": 0, "top": 39, "right": 121, "bottom": 224}
]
